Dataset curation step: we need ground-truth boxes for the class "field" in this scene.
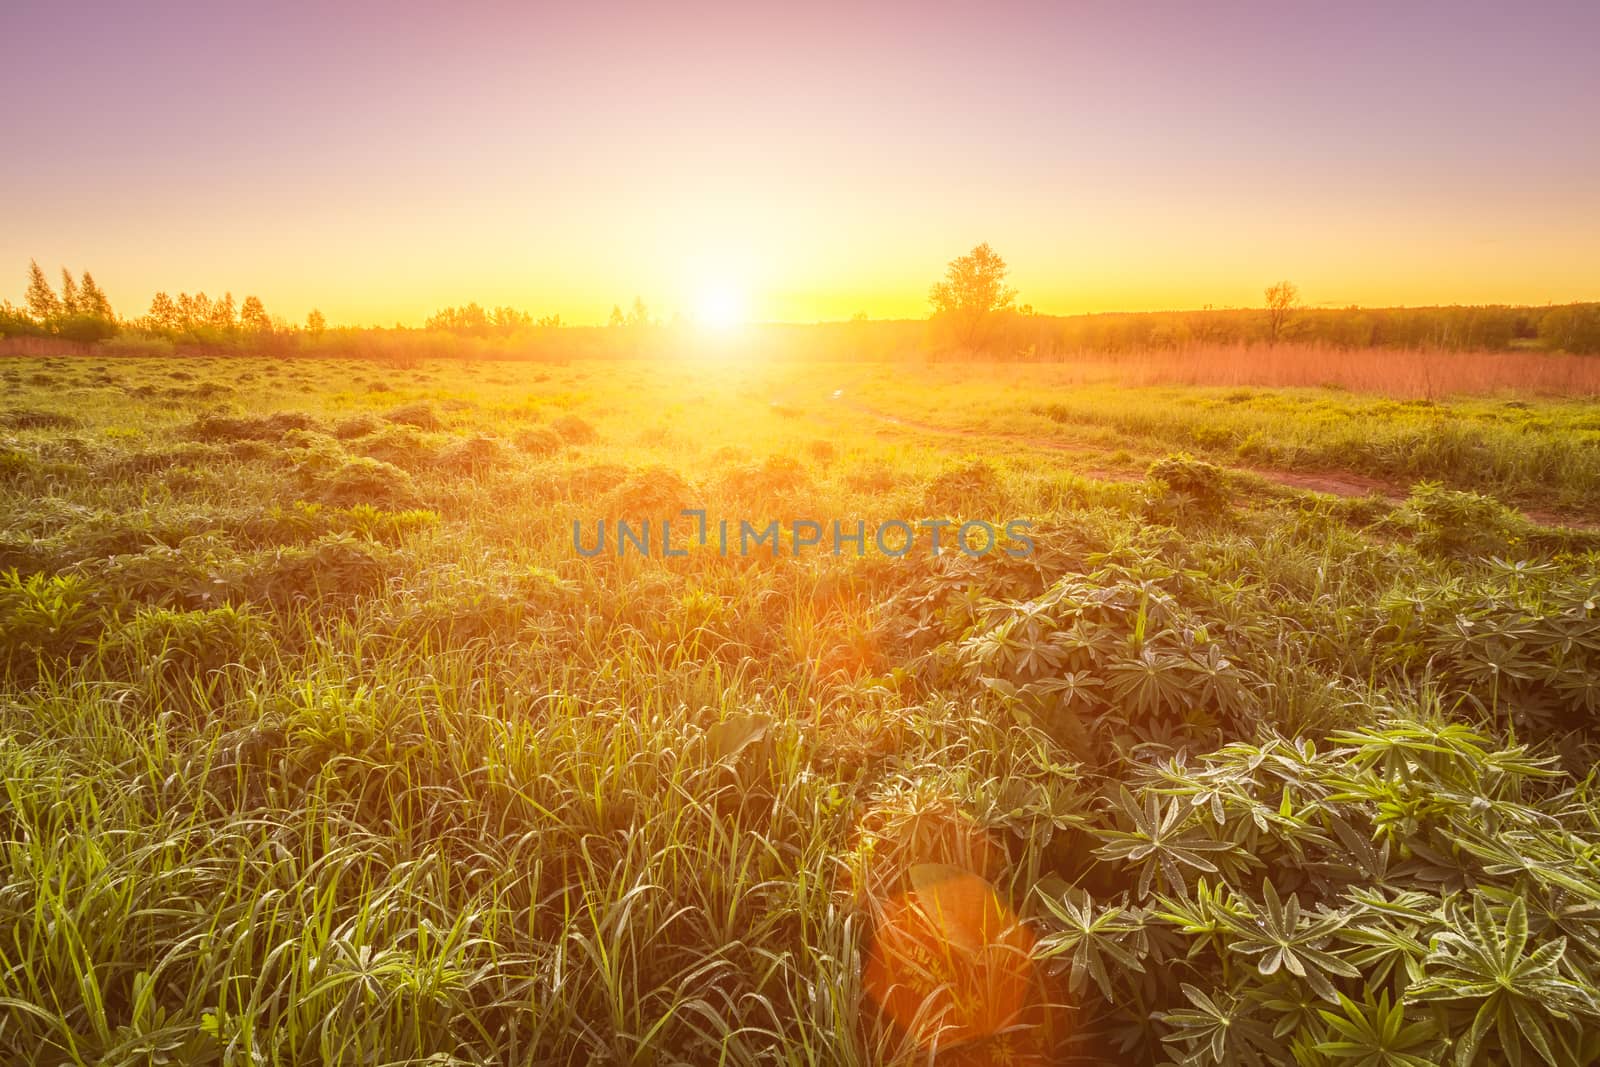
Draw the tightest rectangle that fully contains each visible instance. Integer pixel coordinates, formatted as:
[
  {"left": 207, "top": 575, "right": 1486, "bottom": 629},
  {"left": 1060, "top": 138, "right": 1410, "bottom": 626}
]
[{"left": 4, "top": 351, "right": 1600, "bottom": 1066}]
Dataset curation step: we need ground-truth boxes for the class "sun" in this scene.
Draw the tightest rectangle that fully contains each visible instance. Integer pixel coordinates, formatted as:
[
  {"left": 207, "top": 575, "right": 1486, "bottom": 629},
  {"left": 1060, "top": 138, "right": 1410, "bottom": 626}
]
[{"left": 695, "top": 282, "right": 748, "bottom": 331}]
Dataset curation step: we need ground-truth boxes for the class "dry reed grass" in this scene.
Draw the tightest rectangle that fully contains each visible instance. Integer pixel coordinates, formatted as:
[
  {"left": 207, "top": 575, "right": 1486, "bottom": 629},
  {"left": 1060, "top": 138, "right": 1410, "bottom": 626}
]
[{"left": 1003, "top": 343, "right": 1600, "bottom": 398}]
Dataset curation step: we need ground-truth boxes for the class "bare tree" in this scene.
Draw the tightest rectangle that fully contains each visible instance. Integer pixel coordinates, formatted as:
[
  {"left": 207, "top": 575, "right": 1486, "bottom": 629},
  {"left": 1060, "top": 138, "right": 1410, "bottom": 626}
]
[
  {"left": 1264, "top": 280, "right": 1299, "bottom": 343},
  {"left": 930, "top": 243, "right": 1017, "bottom": 349}
]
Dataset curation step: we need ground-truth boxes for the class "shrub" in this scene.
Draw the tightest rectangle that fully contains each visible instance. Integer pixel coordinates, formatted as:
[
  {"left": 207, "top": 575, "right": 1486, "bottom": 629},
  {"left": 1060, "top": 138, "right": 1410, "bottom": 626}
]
[
  {"left": 95, "top": 604, "right": 266, "bottom": 686},
  {"left": 352, "top": 424, "right": 445, "bottom": 469},
  {"left": 0, "top": 442, "right": 83, "bottom": 489},
  {"left": 240, "top": 535, "right": 393, "bottom": 607},
  {"left": 1233, "top": 429, "right": 1281, "bottom": 463},
  {"left": 85, "top": 534, "right": 242, "bottom": 611},
  {"left": 550, "top": 461, "right": 631, "bottom": 500},
  {"left": 332, "top": 413, "right": 383, "bottom": 439},
  {"left": 720, "top": 454, "right": 811, "bottom": 501},
  {"left": 233, "top": 501, "right": 437, "bottom": 546},
  {"left": 1145, "top": 452, "right": 1231, "bottom": 518},
  {"left": 188, "top": 411, "right": 322, "bottom": 442},
  {"left": 100, "top": 443, "right": 229, "bottom": 479},
  {"left": 282, "top": 429, "right": 350, "bottom": 482},
  {"left": 100, "top": 334, "right": 176, "bottom": 358},
  {"left": 336, "top": 504, "right": 438, "bottom": 543},
  {"left": 0, "top": 569, "right": 103, "bottom": 679},
  {"left": 382, "top": 402, "right": 444, "bottom": 430},
  {"left": 236, "top": 500, "right": 332, "bottom": 545},
  {"left": 513, "top": 425, "right": 563, "bottom": 456},
  {"left": 1393, "top": 482, "right": 1526, "bottom": 559},
  {"left": 604, "top": 465, "right": 696, "bottom": 517},
  {"left": 1367, "top": 567, "right": 1600, "bottom": 745},
  {"left": 435, "top": 434, "right": 515, "bottom": 476},
  {"left": 314, "top": 457, "right": 421, "bottom": 508},
  {"left": 370, "top": 563, "right": 572, "bottom": 646},
  {"left": 959, "top": 567, "right": 1261, "bottom": 760},
  {"left": 1031, "top": 723, "right": 1600, "bottom": 1066},
  {"left": 166, "top": 381, "right": 236, "bottom": 402},
  {"left": 55, "top": 314, "right": 118, "bottom": 344},
  {"left": 923, "top": 459, "right": 1003, "bottom": 513},
  {"left": 845, "top": 462, "right": 899, "bottom": 494},
  {"left": 550, "top": 413, "right": 599, "bottom": 445},
  {"left": 0, "top": 443, "right": 39, "bottom": 484},
  {"left": 0, "top": 408, "right": 80, "bottom": 431}
]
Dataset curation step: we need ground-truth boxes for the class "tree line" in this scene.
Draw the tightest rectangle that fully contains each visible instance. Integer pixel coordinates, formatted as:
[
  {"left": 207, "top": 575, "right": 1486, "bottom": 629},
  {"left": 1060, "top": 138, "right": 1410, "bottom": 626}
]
[
  {"left": 3, "top": 254, "right": 1598, "bottom": 355},
  {"left": 0, "top": 259, "right": 303, "bottom": 345},
  {"left": 928, "top": 244, "right": 1600, "bottom": 355},
  {"left": 0, "top": 261, "right": 119, "bottom": 342},
  {"left": 424, "top": 303, "right": 562, "bottom": 335}
]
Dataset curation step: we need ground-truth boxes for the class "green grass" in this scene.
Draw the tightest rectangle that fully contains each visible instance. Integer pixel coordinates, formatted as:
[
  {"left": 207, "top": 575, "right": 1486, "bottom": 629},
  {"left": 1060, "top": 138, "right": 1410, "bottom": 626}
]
[
  {"left": 2, "top": 355, "right": 1600, "bottom": 1065},
  {"left": 825, "top": 363, "right": 1600, "bottom": 517}
]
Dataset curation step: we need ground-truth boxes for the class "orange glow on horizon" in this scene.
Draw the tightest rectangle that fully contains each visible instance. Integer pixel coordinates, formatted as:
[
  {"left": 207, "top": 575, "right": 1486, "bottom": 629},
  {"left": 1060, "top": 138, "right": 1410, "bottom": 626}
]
[{"left": 3, "top": 4, "right": 1596, "bottom": 327}]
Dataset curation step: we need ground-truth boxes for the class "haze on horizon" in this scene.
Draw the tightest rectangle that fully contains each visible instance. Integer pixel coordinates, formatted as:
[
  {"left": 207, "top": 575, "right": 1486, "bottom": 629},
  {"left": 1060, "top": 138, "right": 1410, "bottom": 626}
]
[{"left": 4, "top": 0, "right": 1598, "bottom": 328}]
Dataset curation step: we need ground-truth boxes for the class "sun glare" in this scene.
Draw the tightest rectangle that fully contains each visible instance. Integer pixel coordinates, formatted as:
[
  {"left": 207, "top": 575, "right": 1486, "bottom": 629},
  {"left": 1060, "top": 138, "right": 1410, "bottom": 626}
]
[{"left": 695, "top": 283, "right": 748, "bottom": 331}]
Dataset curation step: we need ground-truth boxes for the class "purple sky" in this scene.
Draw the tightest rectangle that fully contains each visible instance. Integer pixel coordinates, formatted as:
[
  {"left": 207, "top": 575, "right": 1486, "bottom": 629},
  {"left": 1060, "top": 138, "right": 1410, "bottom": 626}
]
[{"left": 4, "top": 1, "right": 1598, "bottom": 324}]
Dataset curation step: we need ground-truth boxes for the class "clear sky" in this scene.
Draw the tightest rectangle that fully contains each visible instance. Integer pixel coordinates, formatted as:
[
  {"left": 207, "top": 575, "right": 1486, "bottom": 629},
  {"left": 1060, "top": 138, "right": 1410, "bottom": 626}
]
[{"left": 4, "top": 1, "right": 1598, "bottom": 326}]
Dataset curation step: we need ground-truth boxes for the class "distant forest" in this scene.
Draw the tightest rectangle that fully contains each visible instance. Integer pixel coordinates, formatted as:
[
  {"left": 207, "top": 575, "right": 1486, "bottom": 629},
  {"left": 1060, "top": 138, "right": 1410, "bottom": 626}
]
[{"left": 3, "top": 257, "right": 1598, "bottom": 359}]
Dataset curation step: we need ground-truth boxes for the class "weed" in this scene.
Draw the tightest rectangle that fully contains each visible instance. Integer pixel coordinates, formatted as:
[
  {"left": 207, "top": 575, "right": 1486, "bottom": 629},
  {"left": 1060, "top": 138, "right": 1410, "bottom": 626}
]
[
  {"left": 314, "top": 457, "right": 422, "bottom": 508},
  {"left": 513, "top": 424, "right": 563, "bottom": 455},
  {"left": 2, "top": 355, "right": 1598, "bottom": 1065},
  {"left": 551, "top": 412, "right": 600, "bottom": 444}
]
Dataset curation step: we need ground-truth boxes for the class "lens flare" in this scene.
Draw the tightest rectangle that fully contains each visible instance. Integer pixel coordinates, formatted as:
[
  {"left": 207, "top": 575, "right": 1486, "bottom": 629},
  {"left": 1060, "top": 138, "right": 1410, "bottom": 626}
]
[{"left": 864, "top": 864, "right": 1038, "bottom": 1055}]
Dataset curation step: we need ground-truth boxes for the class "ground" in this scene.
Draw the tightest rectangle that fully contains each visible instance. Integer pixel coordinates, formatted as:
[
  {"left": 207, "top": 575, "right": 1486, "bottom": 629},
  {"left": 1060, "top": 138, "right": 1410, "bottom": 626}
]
[{"left": 2, "top": 354, "right": 1599, "bottom": 1066}]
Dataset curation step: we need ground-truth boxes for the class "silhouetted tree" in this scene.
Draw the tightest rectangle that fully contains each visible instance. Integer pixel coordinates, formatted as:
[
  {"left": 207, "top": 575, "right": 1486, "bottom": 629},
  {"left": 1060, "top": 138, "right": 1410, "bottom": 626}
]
[
  {"left": 177, "top": 292, "right": 212, "bottom": 329},
  {"left": 490, "top": 306, "right": 531, "bottom": 331},
  {"left": 425, "top": 303, "right": 492, "bottom": 335},
  {"left": 608, "top": 304, "right": 625, "bottom": 328},
  {"left": 1265, "top": 280, "right": 1299, "bottom": 343},
  {"left": 59, "top": 270, "right": 79, "bottom": 316},
  {"left": 305, "top": 308, "right": 326, "bottom": 337},
  {"left": 25, "top": 260, "right": 58, "bottom": 321},
  {"left": 147, "top": 292, "right": 180, "bottom": 332},
  {"left": 1539, "top": 303, "right": 1600, "bottom": 354},
  {"left": 210, "top": 292, "right": 238, "bottom": 332},
  {"left": 930, "top": 243, "right": 1017, "bottom": 348},
  {"left": 240, "top": 295, "right": 270, "bottom": 332},
  {"left": 78, "top": 272, "right": 113, "bottom": 320},
  {"left": 0, "top": 300, "right": 44, "bottom": 337}
]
